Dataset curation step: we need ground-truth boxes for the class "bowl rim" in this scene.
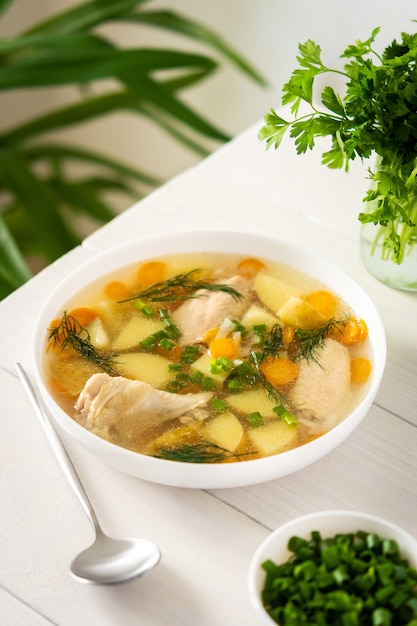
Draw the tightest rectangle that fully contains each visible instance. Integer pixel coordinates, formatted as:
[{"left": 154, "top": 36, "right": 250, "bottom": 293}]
[
  {"left": 32, "top": 231, "right": 387, "bottom": 488},
  {"left": 248, "top": 510, "right": 417, "bottom": 625}
]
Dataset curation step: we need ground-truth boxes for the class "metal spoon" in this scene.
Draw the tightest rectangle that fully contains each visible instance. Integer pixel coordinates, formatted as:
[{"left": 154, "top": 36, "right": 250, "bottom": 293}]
[{"left": 15, "top": 363, "right": 161, "bottom": 584}]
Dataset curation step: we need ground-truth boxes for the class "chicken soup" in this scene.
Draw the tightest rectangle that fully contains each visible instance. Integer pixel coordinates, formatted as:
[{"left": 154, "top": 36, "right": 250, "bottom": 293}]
[{"left": 44, "top": 253, "right": 373, "bottom": 463}]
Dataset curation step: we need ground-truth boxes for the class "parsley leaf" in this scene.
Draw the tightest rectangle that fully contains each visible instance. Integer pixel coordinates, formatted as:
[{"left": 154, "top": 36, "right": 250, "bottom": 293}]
[{"left": 259, "top": 26, "right": 417, "bottom": 264}]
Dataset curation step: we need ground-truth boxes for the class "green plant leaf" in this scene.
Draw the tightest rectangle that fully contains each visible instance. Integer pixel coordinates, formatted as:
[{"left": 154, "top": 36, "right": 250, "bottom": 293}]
[
  {"left": 2, "top": 76, "right": 214, "bottom": 158},
  {"left": 0, "top": 44, "right": 218, "bottom": 90},
  {"left": 22, "top": 142, "right": 161, "bottom": 188},
  {"left": 321, "top": 86, "right": 345, "bottom": 116},
  {"left": 138, "top": 104, "right": 211, "bottom": 157},
  {"left": 0, "top": 30, "right": 114, "bottom": 56},
  {"left": 49, "top": 176, "right": 137, "bottom": 222},
  {"left": 258, "top": 110, "right": 290, "bottom": 149},
  {"left": 297, "top": 39, "right": 325, "bottom": 70},
  {"left": 0, "top": 0, "right": 266, "bottom": 299},
  {"left": 0, "top": 151, "right": 78, "bottom": 259},
  {"left": 0, "top": 214, "right": 32, "bottom": 291},
  {"left": 126, "top": 9, "right": 268, "bottom": 86},
  {"left": 1, "top": 91, "right": 136, "bottom": 143},
  {"left": 24, "top": 0, "right": 149, "bottom": 36},
  {"left": 0, "top": 0, "right": 13, "bottom": 19},
  {"left": 121, "top": 73, "right": 229, "bottom": 141}
]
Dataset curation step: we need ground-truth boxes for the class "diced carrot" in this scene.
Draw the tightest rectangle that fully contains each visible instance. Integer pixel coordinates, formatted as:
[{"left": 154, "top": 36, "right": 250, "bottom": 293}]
[
  {"left": 209, "top": 337, "right": 238, "bottom": 360},
  {"left": 350, "top": 357, "right": 372, "bottom": 384},
  {"left": 237, "top": 257, "right": 266, "bottom": 278},
  {"left": 46, "top": 318, "right": 66, "bottom": 349},
  {"left": 334, "top": 317, "right": 368, "bottom": 346},
  {"left": 203, "top": 327, "right": 219, "bottom": 345},
  {"left": 260, "top": 357, "right": 299, "bottom": 386},
  {"left": 304, "top": 290, "right": 337, "bottom": 319},
  {"left": 137, "top": 261, "right": 166, "bottom": 286},
  {"left": 104, "top": 280, "right": 130, "bottom": 300},
  {"left": 282, "top": 325, "right": 295, "bottom": 347},
  {"left": 49, "top": 376, "right": 73, "bottom": 398},
  {"left": 48, "top": 318, "right": 61, "bottom": 333},
  {"left": 68, "top": 307, "right": 97, "bottom": 327}
]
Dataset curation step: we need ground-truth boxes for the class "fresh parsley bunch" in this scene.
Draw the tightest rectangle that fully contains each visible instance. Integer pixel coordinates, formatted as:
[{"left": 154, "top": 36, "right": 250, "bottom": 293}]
[{"left": 259, "top": 27, "right": 417, "bottom": 264}]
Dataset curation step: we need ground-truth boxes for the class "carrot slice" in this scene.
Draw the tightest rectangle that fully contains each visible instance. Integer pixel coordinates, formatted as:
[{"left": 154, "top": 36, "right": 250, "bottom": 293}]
[
  {"left": 304, "top": 290, "right": 336, "bottom": 319},
  {"left": 104, "top": 280, "right": 129, "bottom": 300},
  {"left": 137, "top": 261, "right": 166, "bottom": 286},
  {"left": 282, "top": 325, "right": 295, "bottom": 347},
  {"left": 260, "top": 357, "right": 299, "bottom": 386},
  {"left": 334, "top": 317, "right": 368, "bottom": 346},
  {"left": 203, "top": 327, "right": 219, "bottom": 345},
  {"left": 68, "top": 307, "right": 97, "bottom": 327},
  {"left": 209, "top": 337, "right": 238, "bottom": 360},
  {"left": 351, "top": 357, "right": 372, "bottom": 384},
  {"left": 46, "top": 320, "right": 62, "bottom": 350},
  {"left": 237, "top": 257, "right": 266, "bottom": 278}
]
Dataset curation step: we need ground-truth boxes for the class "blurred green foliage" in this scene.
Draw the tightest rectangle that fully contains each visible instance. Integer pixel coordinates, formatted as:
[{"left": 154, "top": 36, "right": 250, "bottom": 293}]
[{"left": 0, "top": 0, "right": 266, "bottom": 298}]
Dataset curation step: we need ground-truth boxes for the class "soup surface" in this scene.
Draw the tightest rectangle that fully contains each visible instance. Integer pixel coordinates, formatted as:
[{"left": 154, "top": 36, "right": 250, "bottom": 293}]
[{"left": 44, "top": 252, "right": 372, "bottom": 463}]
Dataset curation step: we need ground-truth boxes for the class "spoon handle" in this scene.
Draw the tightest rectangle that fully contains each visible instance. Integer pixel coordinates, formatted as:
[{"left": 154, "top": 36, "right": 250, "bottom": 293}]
[{"left": 15, "top": 363, "right": 101, "bottom": 533}]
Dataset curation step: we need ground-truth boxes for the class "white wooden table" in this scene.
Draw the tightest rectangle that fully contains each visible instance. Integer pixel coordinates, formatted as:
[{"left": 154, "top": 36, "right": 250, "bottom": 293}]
[{"left": 1, "top": 121, "right": 416, "bottom": 626}]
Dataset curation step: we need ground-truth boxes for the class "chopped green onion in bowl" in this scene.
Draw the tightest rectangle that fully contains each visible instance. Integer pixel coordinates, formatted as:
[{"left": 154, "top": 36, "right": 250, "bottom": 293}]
[{"left": 248, "top": 511, "right": 417, "bottom": 626}]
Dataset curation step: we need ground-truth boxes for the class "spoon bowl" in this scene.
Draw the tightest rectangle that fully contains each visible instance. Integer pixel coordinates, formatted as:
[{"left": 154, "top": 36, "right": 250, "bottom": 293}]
[
  {"left": 71, "top": 532, "right": 161, "bottom": 584},
  {"left": 16, "top": 363, "right": 161, "bottom": 584}
]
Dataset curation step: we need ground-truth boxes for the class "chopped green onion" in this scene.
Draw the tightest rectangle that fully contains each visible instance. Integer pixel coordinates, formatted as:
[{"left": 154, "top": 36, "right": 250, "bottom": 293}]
[
  {"left": 246, "top": 411, "right": 264, "bottom": 426},
  {"left": 261, "top": 530, "right": 417, "bottom": 626},
  {"left": 211, "top": 398, "right": 229, "bottom": 412},
  {"left": 159, "top": 337, "right": 176, "bottom": 350},
  {"left": 273, "top": 404, "right": 298, "bottom": 426},
  {"left": 168, "top": 363, "right": 183, "bottom": 372},
  {"left": 175, "top": 372, "right": 191, "bottom": 385},
  {"left": 201, "top": 377, "right": 216, "bottom": 391},
  {"left": 210, "top": 356, "right": 234, "bottom": 375},
  {"left": 181, "top": 345, "right": 200, "bottom": 363},
  {"left": 231, "top": 319, "right": 248, "bottom": 336},
  {"left": 191, "top": 370, "right": 204, "bottom": 383},
  {"left": 228, "top": 378, "right": 244, "bottom": 392},
  {"left": 158, "top": 308, "right": 181, "bottom": 339},
  {"left": 253, "top": 323, "right": 267, "bottom": 344},
  {"left": 372, "top": 607, "right": 393, "bottom": 626},
  {"left": 134, "top": 299, "right": 154, "bottom": 317},
  {"left": 139, "top": 335, "right": 157, "bottom": 350},
  {"left": 139, "top": 329, "right": 173, "bottom": 351},
  {"left": 165, "top": 380, "right": 182, "bottom": 393}
]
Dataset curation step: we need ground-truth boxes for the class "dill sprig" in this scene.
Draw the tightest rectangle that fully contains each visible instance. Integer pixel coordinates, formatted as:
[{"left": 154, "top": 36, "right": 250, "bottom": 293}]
[
  {"left": 152, "top": 441, "right": 250, "bottom": 463},
  {"left": 250, "top": 350, "right": 289, "bottom": 406},
  {"left": 119, "top": 269, "right": 244, "bottom": 304},
  {"left": 260, "top": 323, "right": 283, "bottom": 361},
  {"left": 295, "top": 318, "right": 347, "bottom": 364},
  {"left": 48, "top": 312, "right": 119, "bottom": 376}
]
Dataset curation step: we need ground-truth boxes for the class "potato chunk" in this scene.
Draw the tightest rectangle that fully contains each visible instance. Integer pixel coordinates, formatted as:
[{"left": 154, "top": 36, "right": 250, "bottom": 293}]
[
  {"left": 248, "top": 421, "right": 298, "bottom": 456},
  {"left": 112, "top": 316, "right": 165, "bottom": 351},
  {"left": 85, "top": 317, "right": 110, "bottom": 349},
  {"left": 225, "top": 390, "right": 279, "bottom": 418},
  {"left": 203, "top": 412, "right": 244, "bottom": 452},
  {"left": 240, "top": 304, "right": 279, "bottom": 330},
  {"left": 278, "top": 296, "right": 326, "bottom": 330},
  {"left": 253, "top": 272, "right": 301, "bottom": 312},
  {"left": 191, "top": 352, "right": 229, "bottom": 384},
  {"left": 115, "top": 353, "right": 173, "bottom": 387}
]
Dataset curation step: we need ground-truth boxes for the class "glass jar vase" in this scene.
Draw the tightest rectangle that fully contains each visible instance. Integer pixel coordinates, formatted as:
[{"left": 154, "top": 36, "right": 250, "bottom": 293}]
[{"left": 360, "top": 221, "right": 417, "bottom": 292}]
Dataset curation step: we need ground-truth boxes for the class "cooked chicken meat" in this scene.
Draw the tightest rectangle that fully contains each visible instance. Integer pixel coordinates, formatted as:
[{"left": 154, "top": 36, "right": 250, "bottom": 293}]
[
  {"left": 288, "top": 338, "right": 351, "bottom": 425},
  {"left": 171, "top": 275, "right": 251, "bottom": 345},
  {"left": 74, "top": 373, "right": 213, "bottom": 444}
]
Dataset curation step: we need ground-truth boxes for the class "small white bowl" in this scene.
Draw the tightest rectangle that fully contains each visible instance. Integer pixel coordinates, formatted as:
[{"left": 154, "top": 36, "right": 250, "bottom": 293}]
[
  {"left": 32, "top": 230, "right": 386, "bottom": 489},
  {"left": 248, "top": 510, "right": 417, "bottom": 625}
]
